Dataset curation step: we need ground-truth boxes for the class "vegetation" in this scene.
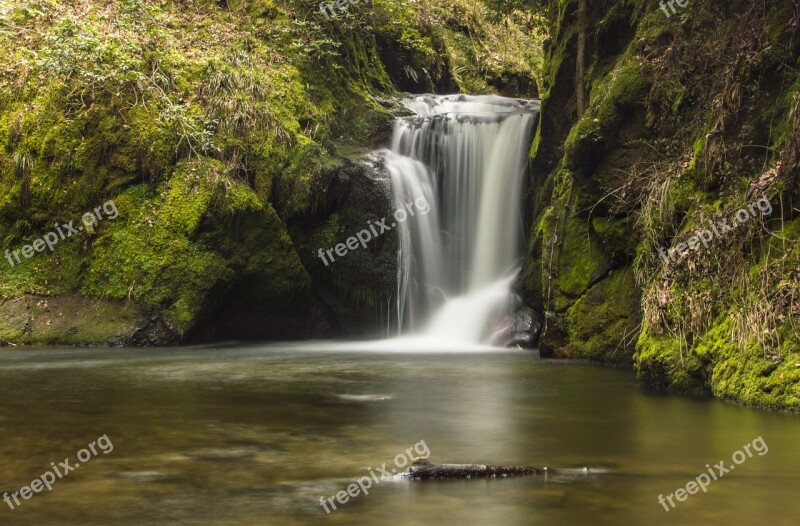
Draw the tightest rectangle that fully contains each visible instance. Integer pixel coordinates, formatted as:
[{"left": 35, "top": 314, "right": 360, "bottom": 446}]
[{"left": 530, "top": 0, "right": 800, "bottom": 411}]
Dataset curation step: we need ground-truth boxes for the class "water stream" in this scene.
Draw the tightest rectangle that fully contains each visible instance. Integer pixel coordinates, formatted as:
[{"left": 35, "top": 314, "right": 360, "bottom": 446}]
[{"left": 1, "top": 345, "right": 798, "bottom": 525}]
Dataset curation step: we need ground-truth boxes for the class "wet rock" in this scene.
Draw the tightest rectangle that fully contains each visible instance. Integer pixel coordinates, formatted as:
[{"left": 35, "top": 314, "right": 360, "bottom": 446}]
[
  {"left": 301, "top": 152, "right": 400, "bottom": 337},
  {"left": 119, "top": 314, "right": 180, "bottom": 347},
  {"left": 539, "top": 310, "right": 569, "bottom": 358},
  {"left": 491, "top": 306, "right": 542, "bottom": 349}
]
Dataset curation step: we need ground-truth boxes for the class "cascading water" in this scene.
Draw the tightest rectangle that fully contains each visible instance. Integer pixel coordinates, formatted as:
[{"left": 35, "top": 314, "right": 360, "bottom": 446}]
[{"left": 385, "top": 94, "right": 540, "bottom": 346}]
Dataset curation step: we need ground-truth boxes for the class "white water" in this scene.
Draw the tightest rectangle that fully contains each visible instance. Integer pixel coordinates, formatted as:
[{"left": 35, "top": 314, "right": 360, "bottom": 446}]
[{"left": 385, "top": 94, "right": 539, "bottom": 344}]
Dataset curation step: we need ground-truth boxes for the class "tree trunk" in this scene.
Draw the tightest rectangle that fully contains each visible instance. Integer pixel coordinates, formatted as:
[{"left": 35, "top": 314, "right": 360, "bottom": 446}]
[{"left": 576, "top": 0, "right": 587, "bottom": 117}]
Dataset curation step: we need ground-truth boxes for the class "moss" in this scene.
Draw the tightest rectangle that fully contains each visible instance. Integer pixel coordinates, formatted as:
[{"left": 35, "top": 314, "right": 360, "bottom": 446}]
[
  {"left": 310, "top": 213, "right": 346, "bottom": 254},
  {"left": 563, "top": 115, "right": 604, "bottom": 172},
  {"left": 687, "top": 135, "right": 706, "bottom": 173},
  {"left": 2, "top": 0, "right": 459, "bottom": 343},
  {"left": 80, "top": 160, "right": 219, "bottom": 331},
  {"left": 592, "top": 216, "right": 636, "bottom": 258},
  {"left": 520, "top": 216, "right": 545, "bottom": 308},
  {"left": 566, "top": 268, "right": 641, "bottom": 363},
  {"left": 594, "top": 60, "right": 651, "bottom": 121},
  {"left": 0, "top": 293, "right": 143, "bottom": 346},
  {"left": 694, "top": 317, "right": 800, "bottom": 412},
  {"left": 633, "top": 211, "right": 800, "bottom": 411},
  {"left": 553, "top": 216, "right": 607, "bottom": 310},
  {"left": 74, "top": 157, "right": 284, "bottom": 334},
  {"left": 228, "top": 0, "right": 280, "bottom": 19},
  {"left": 0, "top": 233, "right": 87, "bottom": 298},
  {"left": 564, "top": 59, "right": 651, "bottom": 175},
  {"left": 528, "top": 0, "right": 800, "bottom": 411},
  {"left": 634, "top": 330, "right": 708, "bottom": 394}
]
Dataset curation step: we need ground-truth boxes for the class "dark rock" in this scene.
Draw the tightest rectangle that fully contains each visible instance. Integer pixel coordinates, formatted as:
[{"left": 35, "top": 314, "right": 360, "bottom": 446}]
[
  {"left": 294, "top": 152, "right": 400, "bottom": 338},
  {"left": 118, "top": 313, "right": 181, "bottom": 347},
  {"left": 491, "top": 306, "right": 542, "bottom": 350},
  {"left": 539, "top": 310, "right": 570, "bottom": 358}
]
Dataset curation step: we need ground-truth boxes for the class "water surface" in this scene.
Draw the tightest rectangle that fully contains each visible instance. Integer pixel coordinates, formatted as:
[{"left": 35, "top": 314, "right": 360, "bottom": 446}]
[{"left": 1, "top": 345, "right": 798, "bottom": 525}]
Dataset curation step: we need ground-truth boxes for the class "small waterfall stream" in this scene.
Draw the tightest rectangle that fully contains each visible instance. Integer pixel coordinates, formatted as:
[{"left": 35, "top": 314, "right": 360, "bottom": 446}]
[{"left": 385, "top": 95, "right": 539, "bottom": 345}]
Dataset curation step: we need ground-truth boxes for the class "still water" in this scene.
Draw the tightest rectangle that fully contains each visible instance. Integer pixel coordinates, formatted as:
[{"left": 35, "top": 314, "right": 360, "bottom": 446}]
[{"left": 0, "top": 344, "right": 798, "bottom": 525}]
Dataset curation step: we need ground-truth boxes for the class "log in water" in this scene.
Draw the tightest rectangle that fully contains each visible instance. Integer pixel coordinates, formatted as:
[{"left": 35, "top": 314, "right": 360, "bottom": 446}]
[{"left": 397, "top": 458, "right": 590, "bottom": 480}]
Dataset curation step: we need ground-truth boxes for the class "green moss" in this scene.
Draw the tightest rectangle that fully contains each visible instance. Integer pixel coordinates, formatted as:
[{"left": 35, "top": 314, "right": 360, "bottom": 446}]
[
  {"left": 0, "top": 293, "right": 142, "bottom": 346},
  {"left": 592, "top": 216, "right": 636, "bottom": 258},
  {"left": 310, "top": 213, "right": 346, "bottom": 254},
  {"left": 595, "top": 61, "right": 651, "bottom": 121},
  {"left": 566, "top": 269, "right": 641, "bottom": 363},
  {"left": 79, "top": 158, "right": 264, "bottom": 333},
  {"left": 564, "top": 59, "right": 651, "bottom": 174},
  {"left": 235, "top": 203, "right": 312, "bottom": 302},
  {"left": 687, "top": 135, "right": 706, "bottom": 173},
  {"left": 694, "top": 317, "right": 800, "bottom": 411},
  {"left": 633, "top": 211, "right": 800, "bottom": 411},
  {"left": 529, "top": 0, "right": 800, "bottom": 412},
  {"left": 1, "top": 0, "right": 438, "bottom": 342},
  {"left": 634, "top": 330, "right": 708, "bottom": 394},
  {"left": 554, "top": 217, "right": 606, "bottom": 310},
  {"left": 563, "top": 115, "right": 603, "bottom": 172}
]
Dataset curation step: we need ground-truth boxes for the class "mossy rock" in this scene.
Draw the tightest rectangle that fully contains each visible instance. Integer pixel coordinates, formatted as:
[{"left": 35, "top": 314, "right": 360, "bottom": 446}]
[
  {"left": 695, "top": 316, "right": 800, "bottom": 412},
  {"left": 552, "top": 216, "right": 612, "bottom": 311},
  {"left": 634, "top": 330, "right": 709, "bottom": 394},
  {"left": 0, "top": 294, "right": 171, "bottom": 347},
  {"left": 566, "top": 268, "right": 641, "bottom": 364}
]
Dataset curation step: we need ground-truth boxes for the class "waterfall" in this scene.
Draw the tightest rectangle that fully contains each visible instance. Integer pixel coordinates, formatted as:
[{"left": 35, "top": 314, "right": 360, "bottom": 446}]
[{"left": 385, "top": 94, "right": 539, "bottom": 345}]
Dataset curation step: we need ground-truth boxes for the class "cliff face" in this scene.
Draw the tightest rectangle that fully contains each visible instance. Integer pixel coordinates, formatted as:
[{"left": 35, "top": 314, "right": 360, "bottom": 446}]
[
  {"left": 526, "top": 0, "right": 800, "bottom": 410},
  {"left": 0, "top": 0, "right": 542, "bottom": 344}
]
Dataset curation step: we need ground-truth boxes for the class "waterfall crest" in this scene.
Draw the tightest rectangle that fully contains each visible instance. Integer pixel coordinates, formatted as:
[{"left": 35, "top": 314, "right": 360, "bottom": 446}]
[{"left": 385, "top": 94, "right": 539, "bottom": 345}]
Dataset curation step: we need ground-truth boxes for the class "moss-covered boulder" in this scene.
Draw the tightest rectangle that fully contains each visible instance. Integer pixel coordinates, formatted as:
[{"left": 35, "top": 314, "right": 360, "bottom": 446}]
[{"left": 566, "top": 269, "right": 641, "bottom": 363}]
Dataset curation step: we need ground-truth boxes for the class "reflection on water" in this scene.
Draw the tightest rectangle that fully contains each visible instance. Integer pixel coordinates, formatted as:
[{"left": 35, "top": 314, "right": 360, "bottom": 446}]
[{"left": 0, "top": 344, "right": 798, "bottom": 525}]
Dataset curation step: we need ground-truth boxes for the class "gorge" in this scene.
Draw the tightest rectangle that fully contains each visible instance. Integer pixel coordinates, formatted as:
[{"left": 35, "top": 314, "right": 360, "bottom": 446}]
[{"left": 0, "top": 1, "right": 799, "bottom": 523}]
